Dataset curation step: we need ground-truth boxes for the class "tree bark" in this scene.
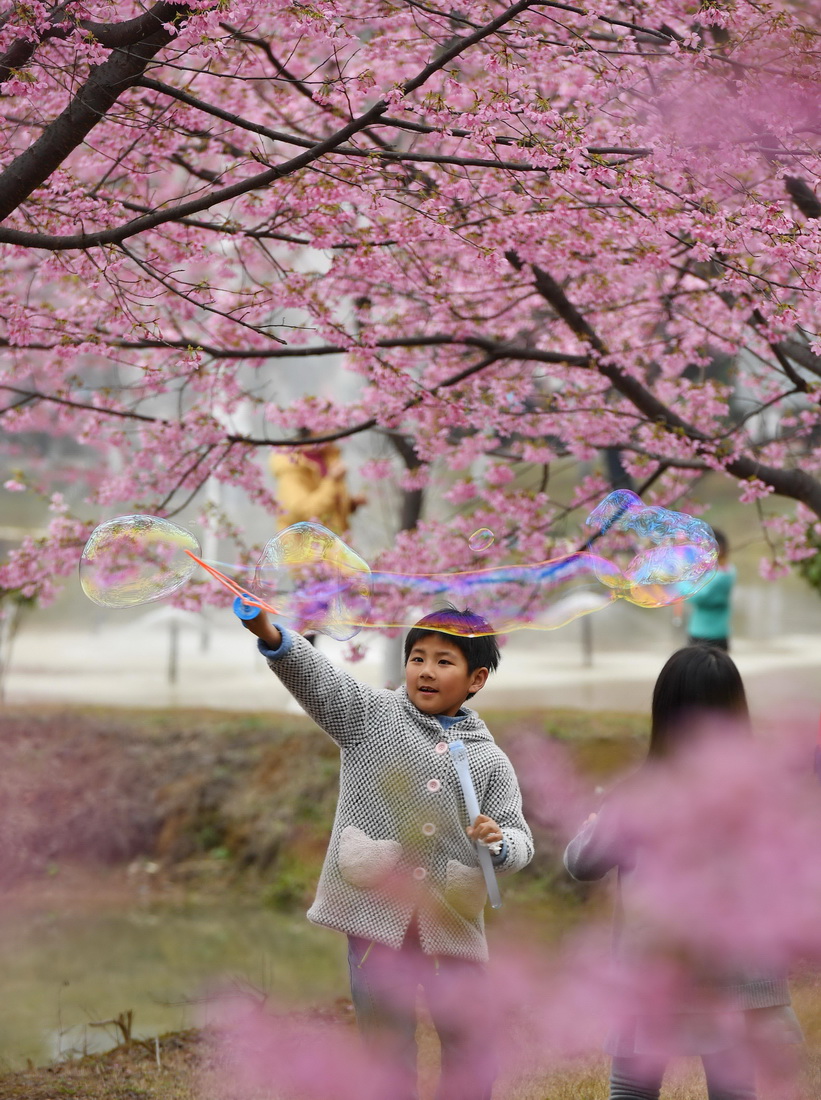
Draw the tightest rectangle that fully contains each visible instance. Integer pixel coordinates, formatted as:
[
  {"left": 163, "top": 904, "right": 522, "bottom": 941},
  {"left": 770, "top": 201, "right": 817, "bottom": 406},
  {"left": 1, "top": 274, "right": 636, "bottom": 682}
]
[{"left": 0, "top": 8, "right": 189, "bottom": 222}]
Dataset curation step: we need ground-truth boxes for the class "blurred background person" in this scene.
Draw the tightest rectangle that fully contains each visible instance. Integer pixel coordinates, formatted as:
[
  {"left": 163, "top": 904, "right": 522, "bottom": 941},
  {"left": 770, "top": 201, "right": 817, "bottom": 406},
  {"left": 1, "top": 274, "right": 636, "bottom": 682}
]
[
  {"left": 686, "top": 528, "right": 736, "bottom": 652},
  {"left": 564, "top": 645, "right": 803, "bottom": 1100},
  {"left": 270, "top": 431, "right": 365, "bottom": 537},
  {"left": 270, "top": 433, "right": 366, "bottom": 650}
]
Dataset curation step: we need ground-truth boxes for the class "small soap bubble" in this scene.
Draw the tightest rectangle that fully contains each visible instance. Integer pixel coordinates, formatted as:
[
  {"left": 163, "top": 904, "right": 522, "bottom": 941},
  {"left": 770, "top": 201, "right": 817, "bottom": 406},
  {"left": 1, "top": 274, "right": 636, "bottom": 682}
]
[
  {"left": 468, "top": 528, "right": 495, "bottom": 552},
  {"left": 80, "top": 515, "right": 201, "bottom": 608}
]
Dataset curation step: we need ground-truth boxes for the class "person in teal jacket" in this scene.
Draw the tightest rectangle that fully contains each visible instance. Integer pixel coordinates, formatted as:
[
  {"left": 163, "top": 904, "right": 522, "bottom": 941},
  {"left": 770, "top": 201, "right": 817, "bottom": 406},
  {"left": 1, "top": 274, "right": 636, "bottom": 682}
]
[{"left": 687, "top": 528, "right": 736, "bottom": 651}]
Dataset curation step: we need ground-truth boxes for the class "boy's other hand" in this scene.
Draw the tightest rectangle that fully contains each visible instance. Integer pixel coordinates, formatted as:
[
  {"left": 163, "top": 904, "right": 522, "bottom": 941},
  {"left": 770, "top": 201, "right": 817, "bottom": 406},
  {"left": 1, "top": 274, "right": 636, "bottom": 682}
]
[
  {"left": 467, "top": 814, "right": 503, "bottom": 846},
  {"left": 239, "top": 607, "right": 282, "bottom": 650}
]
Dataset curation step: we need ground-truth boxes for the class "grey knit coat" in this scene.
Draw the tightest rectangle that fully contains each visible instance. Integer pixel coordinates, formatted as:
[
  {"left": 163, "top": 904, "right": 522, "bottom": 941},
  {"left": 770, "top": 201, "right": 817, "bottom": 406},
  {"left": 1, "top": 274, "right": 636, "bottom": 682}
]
[{"left": 259, "top": 627, "right": 533, "bottom": 962}]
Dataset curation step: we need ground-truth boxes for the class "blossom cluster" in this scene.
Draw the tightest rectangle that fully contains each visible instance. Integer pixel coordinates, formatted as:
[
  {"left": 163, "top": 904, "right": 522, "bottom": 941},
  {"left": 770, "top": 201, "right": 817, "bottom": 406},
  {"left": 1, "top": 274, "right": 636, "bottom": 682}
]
[{"left": 2, "top": 2, "right": 821, "bottom": 601}]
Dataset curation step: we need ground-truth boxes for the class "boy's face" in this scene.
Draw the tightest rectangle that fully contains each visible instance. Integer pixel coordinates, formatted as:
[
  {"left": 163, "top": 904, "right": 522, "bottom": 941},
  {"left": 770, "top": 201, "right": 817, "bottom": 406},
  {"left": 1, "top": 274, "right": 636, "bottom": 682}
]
[{"left": 405, "top": 634, "right": 489, "bottom": 717}]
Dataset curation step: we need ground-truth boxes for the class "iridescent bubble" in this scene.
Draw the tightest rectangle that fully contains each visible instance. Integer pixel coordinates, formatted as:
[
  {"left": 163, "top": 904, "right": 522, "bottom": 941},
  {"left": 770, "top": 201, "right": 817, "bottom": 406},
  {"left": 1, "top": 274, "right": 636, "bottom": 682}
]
[
  {"left": 247, "top": 494, "right": 716, "bottom": 638},
  {"left": 367, "top": 556, "right": 606, "bottom": 634},
  {"left": 254, "top": 521, "right": 372, "bottom": 642},
  {"left": 468, "top": 528, "right": 495, "bottom": 552},
  {"left": 79, "top": 492, "right": 717, "bottom": 638},
  {"left": 80, "top": 515, "right": 201, "bottom": 609},
  {"left": 586, "top": 489, "right": 717, "bottom": 605},
  {"left": 356, "top": 492, "right": 716, "bottom": 635}
]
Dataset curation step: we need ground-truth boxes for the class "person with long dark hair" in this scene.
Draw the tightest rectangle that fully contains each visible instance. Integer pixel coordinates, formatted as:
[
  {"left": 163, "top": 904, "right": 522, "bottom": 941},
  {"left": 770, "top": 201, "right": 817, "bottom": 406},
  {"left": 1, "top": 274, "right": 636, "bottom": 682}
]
[{"left": 564, "top": 645, "right": 802, "bottom": 1100}]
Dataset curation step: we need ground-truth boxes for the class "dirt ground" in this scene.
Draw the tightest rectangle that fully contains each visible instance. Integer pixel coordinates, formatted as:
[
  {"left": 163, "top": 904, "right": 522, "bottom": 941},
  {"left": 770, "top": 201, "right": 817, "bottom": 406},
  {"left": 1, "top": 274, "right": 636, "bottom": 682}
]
[
  {"left": 0, "top": 1001, "right": 360, "bottom": 1100},
  {"left": 0, "top": 1028, "right": 206, "bottom": 1100}
]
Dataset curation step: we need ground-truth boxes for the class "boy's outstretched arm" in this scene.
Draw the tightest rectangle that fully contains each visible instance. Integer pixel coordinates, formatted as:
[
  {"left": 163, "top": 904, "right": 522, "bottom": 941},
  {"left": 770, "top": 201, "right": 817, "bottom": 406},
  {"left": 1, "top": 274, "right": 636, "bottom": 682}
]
[
  {"left": 239, "top": 608, "right": 281, "bottom": 650},
  {"left": 237, "top": 609, "right": 379, "bottom": 748}
]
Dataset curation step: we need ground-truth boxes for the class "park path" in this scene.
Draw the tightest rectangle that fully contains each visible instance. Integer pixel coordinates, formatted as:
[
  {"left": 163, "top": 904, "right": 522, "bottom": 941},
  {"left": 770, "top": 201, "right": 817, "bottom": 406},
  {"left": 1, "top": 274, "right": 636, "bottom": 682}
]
[{"left": 4, "top": 600, "right": 821, "bottom": 733}]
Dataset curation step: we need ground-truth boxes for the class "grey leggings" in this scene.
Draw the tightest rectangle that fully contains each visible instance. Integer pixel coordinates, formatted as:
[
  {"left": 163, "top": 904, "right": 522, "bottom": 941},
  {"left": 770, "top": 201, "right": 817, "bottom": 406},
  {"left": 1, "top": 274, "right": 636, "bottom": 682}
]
[{"left": 610, "top": 1050, "right": 756, "bottom": 1100}]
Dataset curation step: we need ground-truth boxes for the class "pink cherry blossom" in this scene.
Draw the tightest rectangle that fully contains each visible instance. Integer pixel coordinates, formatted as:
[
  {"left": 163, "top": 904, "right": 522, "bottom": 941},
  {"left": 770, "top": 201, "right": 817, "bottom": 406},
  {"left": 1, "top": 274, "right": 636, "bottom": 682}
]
[{"left": 0, "top": 3, "right": 820, "bottom": 604}]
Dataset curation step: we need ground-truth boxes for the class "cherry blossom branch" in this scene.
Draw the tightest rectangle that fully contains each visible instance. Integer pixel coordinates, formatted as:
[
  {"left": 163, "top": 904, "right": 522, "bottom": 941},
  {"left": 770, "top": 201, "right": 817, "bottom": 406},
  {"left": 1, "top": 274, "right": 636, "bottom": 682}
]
[
  {"left": 403, "top": 0, "right": 676, "bottom": 44},
  {"left": 0, "top": 7, "right": 192, "bottom": 221},
  {"left": 139, "top": 76, "right": 650, "bottom": 170},
  {"left": 0, "top": 349, "right": 504, "bottom": 446},
  {"left": 0, "top": 384, "right": 164, "bottom": 424},
  {"left": 0, "top": 333, "right": 590, "bottom": 366},
  {"left": 0, "top": 0, "right": 541, "bottom": 245},
  {"left": 779, "top": 339, "right": 821, "bottom": 380},
  {"left": 155, "top": 442, "right": 224, "bottom": 514},
  {"left": 377, "top": 115, "right": 652, "bottom": 159},
  {"left": 0, "top": 2, "right": 188, "bottom": 85},
  {"left": 506, "top": 253, "right": 821, "bottom": 518}
]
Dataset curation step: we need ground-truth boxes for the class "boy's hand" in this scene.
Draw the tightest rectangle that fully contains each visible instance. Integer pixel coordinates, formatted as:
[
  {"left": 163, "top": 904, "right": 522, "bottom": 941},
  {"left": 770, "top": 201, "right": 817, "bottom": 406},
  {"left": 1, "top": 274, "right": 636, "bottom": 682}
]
[
  {"left": 239, "top": 606, "right": 282, "bottom": 650},
  {"left": 467, "top": 814, "right": 503, "bottom": 847}
]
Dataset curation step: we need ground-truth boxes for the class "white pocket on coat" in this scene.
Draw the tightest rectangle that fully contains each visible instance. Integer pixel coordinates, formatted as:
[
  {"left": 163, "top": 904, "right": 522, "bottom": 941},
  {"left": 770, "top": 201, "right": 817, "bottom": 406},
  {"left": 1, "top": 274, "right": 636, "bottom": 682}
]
[
  {"left": 445, "top": 859, "right": 487, "bottom": 919},
  {"left": 338, "top": 825, "right": 402, "bottom": 890}
]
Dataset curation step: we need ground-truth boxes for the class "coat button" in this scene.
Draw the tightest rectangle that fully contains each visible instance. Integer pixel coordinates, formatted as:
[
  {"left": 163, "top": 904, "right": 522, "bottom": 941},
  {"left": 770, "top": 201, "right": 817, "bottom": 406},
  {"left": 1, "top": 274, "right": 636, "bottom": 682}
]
[
  {"left": 435, "top": 742, "right": 448, "bottom": 754},
  {"left": 413, "top": 867, "right": 427, "bottom": 880},
  {"left": 422, "top": 822, "right": 436, "bottom": 837},
  {"left": 426, "top": 778, "right": 441, "bottom": 792}
]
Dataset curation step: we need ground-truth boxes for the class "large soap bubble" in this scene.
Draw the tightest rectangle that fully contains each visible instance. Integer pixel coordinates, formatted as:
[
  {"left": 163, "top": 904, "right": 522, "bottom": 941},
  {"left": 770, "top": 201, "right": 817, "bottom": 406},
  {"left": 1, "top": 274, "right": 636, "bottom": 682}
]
[
  {"left": 78, "top": 492, "right": 716, "bottom": 638},
  {"left": 80, "top": 515, "right": 201, "bottom": 609},
  {"left": 254, "top": 522, "right": 372, "bottom": 641},
  {"left": 358, "top": 491, "right": 716, "bottom": 634},
  {"left": 366, "top": 555, "right": 610, "bottom": 634}
]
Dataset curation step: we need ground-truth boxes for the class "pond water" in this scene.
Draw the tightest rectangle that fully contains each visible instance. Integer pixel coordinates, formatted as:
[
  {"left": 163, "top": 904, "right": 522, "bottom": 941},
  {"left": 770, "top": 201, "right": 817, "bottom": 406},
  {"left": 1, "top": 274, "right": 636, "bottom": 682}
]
[{"left": 0, "top": 875, "right": 347, "bottom": 1071}]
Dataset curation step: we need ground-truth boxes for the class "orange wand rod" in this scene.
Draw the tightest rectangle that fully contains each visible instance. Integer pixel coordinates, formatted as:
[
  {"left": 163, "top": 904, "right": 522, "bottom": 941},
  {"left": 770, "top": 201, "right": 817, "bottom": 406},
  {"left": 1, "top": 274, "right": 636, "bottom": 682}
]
[{"left": 183, "top": 549, "right": 279, "bottom": 619}]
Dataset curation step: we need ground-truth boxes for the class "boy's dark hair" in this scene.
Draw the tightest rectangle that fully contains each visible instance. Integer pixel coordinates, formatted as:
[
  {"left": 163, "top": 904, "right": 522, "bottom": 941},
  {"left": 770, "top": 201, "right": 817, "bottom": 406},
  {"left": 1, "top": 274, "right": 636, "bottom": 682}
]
[
  {"left": 649, "top": 644, "right": 749, "bottom": 759},
  {"left": 404, "top": 605, "right": 501, "bottom": 678}
]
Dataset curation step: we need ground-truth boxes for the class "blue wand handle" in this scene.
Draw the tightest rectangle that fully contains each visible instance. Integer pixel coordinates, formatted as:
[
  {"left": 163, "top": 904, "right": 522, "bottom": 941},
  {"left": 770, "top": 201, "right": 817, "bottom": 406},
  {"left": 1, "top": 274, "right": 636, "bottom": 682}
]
[
  {"left": 448, "top": 740, "right": 503, "bottom": 910},
  {"left": 233, "top": 595, "right": 261, "bottom": 621}
]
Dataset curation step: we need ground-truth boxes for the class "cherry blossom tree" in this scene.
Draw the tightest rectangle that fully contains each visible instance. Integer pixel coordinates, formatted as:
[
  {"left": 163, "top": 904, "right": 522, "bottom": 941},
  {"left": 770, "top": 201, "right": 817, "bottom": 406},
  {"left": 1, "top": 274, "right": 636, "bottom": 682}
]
[{"left": 2, "top": 0, "right": 821, "bottom": 605}]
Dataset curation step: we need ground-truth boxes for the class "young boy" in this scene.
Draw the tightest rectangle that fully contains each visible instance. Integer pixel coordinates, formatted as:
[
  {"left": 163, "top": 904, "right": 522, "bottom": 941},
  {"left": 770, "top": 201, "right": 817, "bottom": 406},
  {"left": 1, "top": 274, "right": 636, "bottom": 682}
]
[{"left": 241, "top": 604, "right": 533, "bottom": 1100}]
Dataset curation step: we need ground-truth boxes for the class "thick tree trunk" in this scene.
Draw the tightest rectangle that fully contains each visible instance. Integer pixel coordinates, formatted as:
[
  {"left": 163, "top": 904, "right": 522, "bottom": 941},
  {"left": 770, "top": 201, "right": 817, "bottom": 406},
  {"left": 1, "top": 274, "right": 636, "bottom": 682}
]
[{"left": 389, "top": 434, "right": 425, "bottom": 533}]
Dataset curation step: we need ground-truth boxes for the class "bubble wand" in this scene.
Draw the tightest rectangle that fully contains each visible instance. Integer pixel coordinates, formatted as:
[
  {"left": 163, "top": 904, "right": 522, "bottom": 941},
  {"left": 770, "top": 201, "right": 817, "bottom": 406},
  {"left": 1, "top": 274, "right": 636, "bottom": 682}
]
[
  {"left": 448, "top": 740, "right": 503, "bottom": 910},
  {"left": 182, "top": 549, "right": 280, "bottom": 618}
]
